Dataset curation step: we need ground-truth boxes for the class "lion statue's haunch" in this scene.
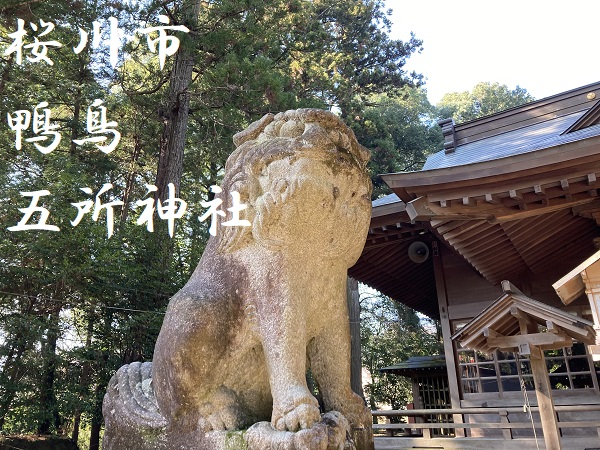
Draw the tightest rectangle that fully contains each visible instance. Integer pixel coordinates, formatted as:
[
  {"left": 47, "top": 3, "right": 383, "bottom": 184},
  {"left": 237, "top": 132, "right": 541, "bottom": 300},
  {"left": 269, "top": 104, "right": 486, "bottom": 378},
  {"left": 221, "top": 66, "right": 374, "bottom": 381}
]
[{"left": 103, "top": 109, "right": 374, "bottom": 450}]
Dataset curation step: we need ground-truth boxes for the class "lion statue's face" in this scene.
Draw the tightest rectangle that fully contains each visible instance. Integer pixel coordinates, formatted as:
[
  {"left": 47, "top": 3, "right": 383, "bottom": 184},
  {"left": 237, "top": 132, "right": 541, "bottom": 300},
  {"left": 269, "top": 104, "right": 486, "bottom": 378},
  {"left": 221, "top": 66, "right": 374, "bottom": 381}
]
[
  {"left": 218, "top": 109, "right": 372, "bottom": 264},
  {"left": 253, "top": 154, "right": 371, "bottom": 262}
]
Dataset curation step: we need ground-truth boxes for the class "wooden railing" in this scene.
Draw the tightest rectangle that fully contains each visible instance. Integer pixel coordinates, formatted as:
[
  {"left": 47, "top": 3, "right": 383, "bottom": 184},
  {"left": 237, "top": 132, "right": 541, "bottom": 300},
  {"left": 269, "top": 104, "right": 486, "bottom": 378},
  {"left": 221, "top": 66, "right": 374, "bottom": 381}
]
[{"left": 372, "top": 405, "right": 600, "bottom": 439}]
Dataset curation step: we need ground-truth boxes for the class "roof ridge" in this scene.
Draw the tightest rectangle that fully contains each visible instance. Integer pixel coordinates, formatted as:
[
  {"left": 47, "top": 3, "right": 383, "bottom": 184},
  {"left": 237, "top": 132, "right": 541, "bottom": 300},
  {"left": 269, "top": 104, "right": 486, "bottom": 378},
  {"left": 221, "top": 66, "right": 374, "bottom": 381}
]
[{"left": 563, "top": 100, "right": 600, "bottom": 134}]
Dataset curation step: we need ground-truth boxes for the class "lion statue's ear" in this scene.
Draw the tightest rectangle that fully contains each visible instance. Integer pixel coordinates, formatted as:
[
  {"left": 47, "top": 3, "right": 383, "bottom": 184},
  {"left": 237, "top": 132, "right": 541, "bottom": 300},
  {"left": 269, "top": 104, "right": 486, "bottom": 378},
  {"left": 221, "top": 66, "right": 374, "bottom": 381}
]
[{"left": 233, "top": 113, "right": 275, "bottom": 148}]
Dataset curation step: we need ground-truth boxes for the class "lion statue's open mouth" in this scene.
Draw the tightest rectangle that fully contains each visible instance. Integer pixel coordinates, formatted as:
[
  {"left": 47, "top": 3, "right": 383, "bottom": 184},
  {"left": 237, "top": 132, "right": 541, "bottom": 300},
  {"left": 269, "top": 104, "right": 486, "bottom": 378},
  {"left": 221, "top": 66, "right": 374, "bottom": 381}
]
[{"left": 103, "top": 109, "right": 374, "bottom": 450}]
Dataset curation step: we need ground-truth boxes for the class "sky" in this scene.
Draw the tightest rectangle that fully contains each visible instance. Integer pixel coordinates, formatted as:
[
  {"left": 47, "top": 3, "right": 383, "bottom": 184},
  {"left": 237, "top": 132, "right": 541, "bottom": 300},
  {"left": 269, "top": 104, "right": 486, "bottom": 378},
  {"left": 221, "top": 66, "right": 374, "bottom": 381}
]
[{"left": 386, "top": 0, "right": 600, "bottom": 105}]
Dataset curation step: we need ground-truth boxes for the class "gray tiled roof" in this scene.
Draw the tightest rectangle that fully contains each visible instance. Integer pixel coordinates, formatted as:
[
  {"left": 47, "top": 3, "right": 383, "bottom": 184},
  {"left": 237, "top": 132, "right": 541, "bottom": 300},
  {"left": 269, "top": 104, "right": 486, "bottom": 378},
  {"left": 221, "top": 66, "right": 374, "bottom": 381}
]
[
  {"left": 372, "top": 193, "right": 400, "bottom": 207},
  {"left": 423, "top": 111, "right": 600, "bottom": 170},
  {"left": 379, "top": 355, "right": 447, "bottom": 373}
]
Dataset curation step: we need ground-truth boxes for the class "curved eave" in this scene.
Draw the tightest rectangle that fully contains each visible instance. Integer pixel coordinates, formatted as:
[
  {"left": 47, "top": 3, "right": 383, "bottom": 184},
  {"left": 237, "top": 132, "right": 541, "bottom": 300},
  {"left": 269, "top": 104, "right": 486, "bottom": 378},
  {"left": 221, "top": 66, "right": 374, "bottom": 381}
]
[{"left": 379, "top": 138, "right": 600, "bottom": 287}]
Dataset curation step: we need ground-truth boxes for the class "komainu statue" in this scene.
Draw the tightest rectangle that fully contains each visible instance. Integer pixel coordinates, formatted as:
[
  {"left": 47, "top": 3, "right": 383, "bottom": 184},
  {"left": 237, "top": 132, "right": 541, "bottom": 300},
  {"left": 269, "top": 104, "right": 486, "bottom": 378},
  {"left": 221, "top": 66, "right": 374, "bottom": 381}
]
[{"left": 103, "top": 109, "right": 374, "bottom": 450}]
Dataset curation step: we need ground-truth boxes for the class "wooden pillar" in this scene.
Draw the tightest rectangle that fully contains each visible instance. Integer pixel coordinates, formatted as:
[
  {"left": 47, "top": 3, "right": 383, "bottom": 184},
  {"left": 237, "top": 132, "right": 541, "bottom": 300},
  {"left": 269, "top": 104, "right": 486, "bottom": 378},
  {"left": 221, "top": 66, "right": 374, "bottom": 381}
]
[
  {"left": 431, "top": 242, "right": 465, "bottom": 436},
  {"left": 581, "top": 268, "right": 600, "bottom": 355},
  {"left": 528, "top": 344, "right": 562, "bottom": 450},
  {"left": 411, "top": 379, "right": 423, "bottom": 409},
  {"left": 347, "top": 277, "right": 365, "bottom": 398}
]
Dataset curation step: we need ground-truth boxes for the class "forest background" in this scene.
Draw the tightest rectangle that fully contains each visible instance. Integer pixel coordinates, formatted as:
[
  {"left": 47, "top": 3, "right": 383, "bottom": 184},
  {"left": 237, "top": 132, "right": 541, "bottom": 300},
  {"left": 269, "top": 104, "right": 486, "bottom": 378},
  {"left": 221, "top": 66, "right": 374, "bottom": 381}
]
[{"left": 0, "top": 0, "right": 533, "bottom": 448}]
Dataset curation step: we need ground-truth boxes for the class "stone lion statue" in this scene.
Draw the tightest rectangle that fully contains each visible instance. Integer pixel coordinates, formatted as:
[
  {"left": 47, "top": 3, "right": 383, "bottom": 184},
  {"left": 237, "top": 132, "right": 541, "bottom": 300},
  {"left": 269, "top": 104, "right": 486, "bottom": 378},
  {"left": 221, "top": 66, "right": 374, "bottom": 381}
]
[{"left": 103, "top": 109, "right": 374, "bottom": 450}]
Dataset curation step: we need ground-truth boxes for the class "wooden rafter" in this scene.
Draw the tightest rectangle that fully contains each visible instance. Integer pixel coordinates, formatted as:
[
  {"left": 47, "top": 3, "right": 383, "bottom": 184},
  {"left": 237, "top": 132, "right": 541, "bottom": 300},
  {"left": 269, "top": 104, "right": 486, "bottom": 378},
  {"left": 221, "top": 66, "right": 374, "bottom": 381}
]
[{"left": 406, "top": 193, "right": 600, "bottom": 223}]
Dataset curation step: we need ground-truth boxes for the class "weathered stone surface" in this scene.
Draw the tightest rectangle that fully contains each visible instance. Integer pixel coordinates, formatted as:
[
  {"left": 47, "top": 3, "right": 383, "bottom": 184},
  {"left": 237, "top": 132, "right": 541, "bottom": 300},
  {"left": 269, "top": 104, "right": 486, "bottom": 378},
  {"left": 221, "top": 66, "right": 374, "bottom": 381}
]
[
  {"left": 103, "top": 109, "right": 374, "bottom": 450},
  {"left": 245, "top": 411, "right": 353, "bottom": 450}
]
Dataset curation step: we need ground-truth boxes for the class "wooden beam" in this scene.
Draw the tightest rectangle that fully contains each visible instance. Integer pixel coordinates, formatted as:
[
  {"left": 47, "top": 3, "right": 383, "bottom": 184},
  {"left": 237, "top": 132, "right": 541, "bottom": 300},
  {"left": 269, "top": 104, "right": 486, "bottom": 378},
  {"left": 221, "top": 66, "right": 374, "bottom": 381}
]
[
  {"left": 405, "top": 193, "right": 598, "bottom": 223},
  {"left": 501, "top": 280, "right": 524, "bottom": 295},
  {"left": 485, "top": 193, "right": 501, "bottom": 204},
  {"left": 432, "top": 245, "right": 465, "bottom": 436},
  {"left": 561, "top": 179, "right": 573, "bottom": 201},
  {"left": 546, "top": 320, "right": 560, "bottom": 334},
  {"left": 509, "top": 189, "right": 522, "bottom": 201},
  {"left": 405, "top": 196, "right": 491, "bottom": 221},
  {"left": 483, "top": 327, "right": 502, "bottom": 338},
  {"left": 499, "top": 410, "right": 513, "bottom": 440},
  {"left": 509, "top": 305, "right": 527, "bottom": 320},
  {"left": 510, "top": 306, "right": 538, "bottom": 334},
  {"left": 587, "top": 173, "right": 597, "bottom": 185},
  {"left": 430, "top": 219, "right": 451, "bottom": 228},
  {"left": 487, "top": 332, "right": 572, "bottom": 350},
  {"left": 570, "top": 198, "right": 600, "bottom": 216},
  {"left": 533, "top": 184, "right": 549, "bottom": 205}
]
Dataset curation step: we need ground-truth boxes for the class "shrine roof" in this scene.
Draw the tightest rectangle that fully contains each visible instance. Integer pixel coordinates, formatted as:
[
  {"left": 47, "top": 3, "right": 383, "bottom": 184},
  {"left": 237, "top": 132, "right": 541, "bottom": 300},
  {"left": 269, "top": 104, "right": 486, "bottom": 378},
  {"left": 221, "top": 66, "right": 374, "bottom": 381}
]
[
  {"left": 422, "top": 81, "right": 600, "bottom": 171},
  {"left": 451, "top": 281, "right": 595, "bottom": 354},
  {"left": 423, "top": 112, "right": 600, "bottom": 170},
  {"left": 372, "top": 193, "right": 401, "bottom": 208},
  {"left": 379, "top": 355, "right": 446, "bottom": 375}
]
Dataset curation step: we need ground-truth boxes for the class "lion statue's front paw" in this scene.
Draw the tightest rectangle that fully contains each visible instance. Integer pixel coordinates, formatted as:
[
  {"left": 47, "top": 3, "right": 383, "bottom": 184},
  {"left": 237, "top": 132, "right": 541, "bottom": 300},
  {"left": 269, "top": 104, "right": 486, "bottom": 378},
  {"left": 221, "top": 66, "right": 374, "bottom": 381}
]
[
  {"left": 198, "top": 386, "right": 253, "bottom": 432},
  {"left": 198, "top": 406, "right": 247, "bottom": 432},
  {"left": 272, "top": 387, "right": 321, "bottom": 432}
]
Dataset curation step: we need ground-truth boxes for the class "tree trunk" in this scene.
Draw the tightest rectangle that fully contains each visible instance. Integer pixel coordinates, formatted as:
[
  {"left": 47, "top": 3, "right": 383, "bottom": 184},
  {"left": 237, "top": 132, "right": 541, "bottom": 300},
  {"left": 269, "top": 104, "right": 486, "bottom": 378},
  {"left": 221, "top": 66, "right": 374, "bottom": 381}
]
[
  {"left": 155, "top": 0, "right": 201, "bottom": 201},
  {"left": 88, "top": 308, "right": 114, "bottom": 450},
  {"left": 69, "top": 88, "right": 82, "bottom": 155},
  {"left": 120, "top": 132, "right": 142, "bottom": 226},
  {"left": 0, "top": 298, "right": 35, "bottom": 431},
  {"left": 89, "top": 416, "right": 102, "bottom": 450},
  {"left": 37, "top": 309, "right": 61, "bottom": 435},
  {"left": 71, "top": 317, "right": 94, "bottom": 443},
  {"left": 0, "top": 53, "right": 13, "bottom": 96},
  {"left": 88, "top": 370, "right": 105, "bottom": 448}
]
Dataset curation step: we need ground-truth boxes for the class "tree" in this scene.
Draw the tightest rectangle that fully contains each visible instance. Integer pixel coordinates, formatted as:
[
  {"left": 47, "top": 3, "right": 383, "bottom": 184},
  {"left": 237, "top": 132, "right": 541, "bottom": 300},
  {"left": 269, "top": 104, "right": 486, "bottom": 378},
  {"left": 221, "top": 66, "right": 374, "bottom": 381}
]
[
  {"left": 146, "top": 0, "right": 424, "bottom": 200},
  {"left": 360, "top": 290, "right": 442, "bottom": 410},
  {"left": 0, "top": 0, "right": 426, "bottom": 442},
  {"left": 281, "top": 0, "right": 424, "bottom": 116},
  {"left": 437, "top": 81, "right": 535, "bottom": 123},
  {"left": 349, "top": 87, "right": 443, "bottom": 198},
  {"left": 0, "top": 2, "right": 179, "bottom": 444},
  {"left": 153, "top": 0, "right": 200, "bottom": 202}
]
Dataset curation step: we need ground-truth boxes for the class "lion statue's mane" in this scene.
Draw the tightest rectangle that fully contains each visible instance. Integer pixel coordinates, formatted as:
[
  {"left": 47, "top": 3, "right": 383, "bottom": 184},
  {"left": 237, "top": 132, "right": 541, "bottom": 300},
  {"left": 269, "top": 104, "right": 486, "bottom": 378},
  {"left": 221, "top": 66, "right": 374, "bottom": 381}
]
[{"left": 218, "top": 108, "right": 370, "bottom": 253}]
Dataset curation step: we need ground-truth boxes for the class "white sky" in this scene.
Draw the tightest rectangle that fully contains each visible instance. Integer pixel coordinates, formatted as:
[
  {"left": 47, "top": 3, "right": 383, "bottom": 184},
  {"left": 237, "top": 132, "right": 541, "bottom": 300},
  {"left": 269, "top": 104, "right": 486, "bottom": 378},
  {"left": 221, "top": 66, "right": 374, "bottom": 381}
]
[{"left": 386, "top": 0, "right": 600, "bottom": 105}]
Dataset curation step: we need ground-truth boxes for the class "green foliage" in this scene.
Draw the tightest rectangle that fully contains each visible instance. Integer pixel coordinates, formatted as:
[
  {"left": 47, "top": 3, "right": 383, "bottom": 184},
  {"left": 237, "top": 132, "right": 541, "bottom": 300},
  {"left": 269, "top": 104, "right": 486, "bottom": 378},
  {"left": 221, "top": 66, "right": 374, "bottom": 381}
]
[
  {"left": 77, "top": 425, "right": 103, "bottom": 450},
  {"left": 349, "top": 87, "right": 443, "bottom": 198},
  {"left": 0, "top": 0, "right": 424, "bottom": 441},
  {"left": 436, "top": 81, "right": 535, "bottom": 124},
  {"left": 360, "top": 291, "right": 442, "bottom": 410}
]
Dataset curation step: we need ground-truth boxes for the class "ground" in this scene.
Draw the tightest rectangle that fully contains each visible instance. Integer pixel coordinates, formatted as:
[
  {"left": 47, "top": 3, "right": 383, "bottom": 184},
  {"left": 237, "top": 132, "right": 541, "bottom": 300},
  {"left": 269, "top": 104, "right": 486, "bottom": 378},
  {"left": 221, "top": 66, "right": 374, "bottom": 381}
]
[{"left": 0, "top": 435, "right": 79, "bottom": 450}]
